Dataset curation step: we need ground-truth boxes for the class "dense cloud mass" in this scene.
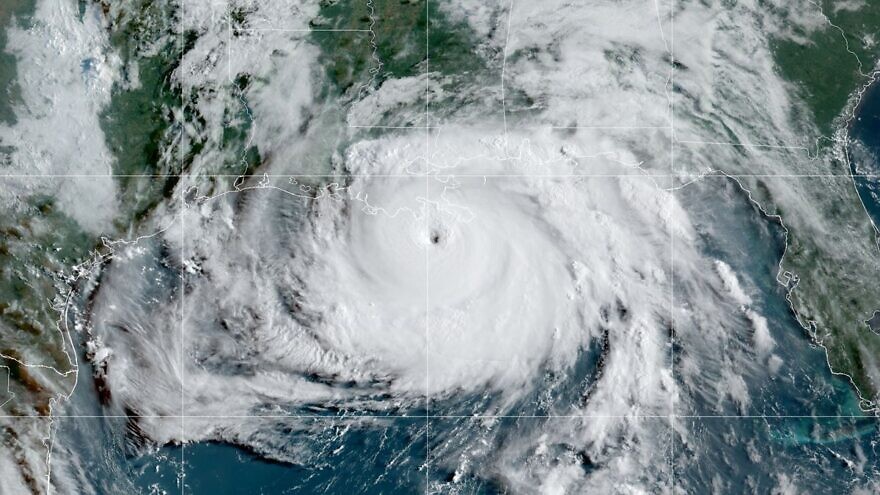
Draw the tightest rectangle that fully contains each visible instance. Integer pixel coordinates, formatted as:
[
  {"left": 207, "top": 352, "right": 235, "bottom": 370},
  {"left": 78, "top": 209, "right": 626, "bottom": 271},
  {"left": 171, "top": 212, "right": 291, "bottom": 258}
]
[
  {"left": 2, "top": 0, "right": 880, "bottom": 493},
  {"left": 85, "top": 136, "right": 679, "bottom": 490}
]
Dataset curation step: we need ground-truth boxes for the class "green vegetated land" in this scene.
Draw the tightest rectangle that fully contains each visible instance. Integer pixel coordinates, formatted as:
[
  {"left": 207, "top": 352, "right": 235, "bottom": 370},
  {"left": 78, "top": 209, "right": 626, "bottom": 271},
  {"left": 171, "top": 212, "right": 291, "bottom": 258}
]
[
  {"left": 0, "top": 0, "right": 33, "bottom": 125},
  {"left": 0, "top": 0, "right": 84, "bottom": 416},
  {"left": 97, "top": 0, "right": 495, "bottom": 213},
  {"left": 314, "top": 0, "right": 486, "bottom": 91},
  {"left": 314, "top": 0, "right": 428, "bottom": 92},
  {"left": 0, "top": 0, "right": 500, "bottom": 416},
  {"left": 759, "top": 176, "right": 880, "bottom": 407},
  {"left": 764, "top": 1, "right": 880, "bottom": 405},
  {"left": 770, "top": 0, "right": 880, "bottom": 137},
  {"left": 0, "top": 194, "right": 92, "bottom": 415},
  {"left": 0, "top": 0, "right": 180, "bottom": 415},
  {"left": 312, "top": 0, "right": 498, "bottom": 126},
  {"left": 100, "top": 0, "right": 183, "bottom": 219}
]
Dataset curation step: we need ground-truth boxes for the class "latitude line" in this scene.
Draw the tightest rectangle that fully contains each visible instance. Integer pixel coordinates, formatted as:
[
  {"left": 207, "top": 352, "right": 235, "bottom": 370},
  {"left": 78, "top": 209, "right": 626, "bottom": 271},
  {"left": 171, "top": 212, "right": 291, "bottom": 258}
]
[
  {"left": 1, "top": 173, "right": 875, "bottom": 178},
  {"left": 234, "top": 28, "right": 371, "bottom": 32},
  {"left": 9, "top": 414, "right": 877, "bottom": 419}
]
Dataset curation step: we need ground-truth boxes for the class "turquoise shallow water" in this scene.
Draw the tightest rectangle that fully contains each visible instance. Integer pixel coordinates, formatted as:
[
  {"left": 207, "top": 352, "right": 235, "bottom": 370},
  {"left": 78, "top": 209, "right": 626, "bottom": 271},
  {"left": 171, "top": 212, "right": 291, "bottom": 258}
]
[
  {"left": 24, "top": 17, "right": 880, "bottom": 491},
  {"left": 677, "top": 176, "right": 867, "bottom": 418},
  {"left": 0, "top": 0, "right": 874, "bottom": 491},
  {"left": 673, "top": 175, "right": 879, "bottom": 492},
  {"left": 50, "top": 170, "right": 879, "bottom": 493}
]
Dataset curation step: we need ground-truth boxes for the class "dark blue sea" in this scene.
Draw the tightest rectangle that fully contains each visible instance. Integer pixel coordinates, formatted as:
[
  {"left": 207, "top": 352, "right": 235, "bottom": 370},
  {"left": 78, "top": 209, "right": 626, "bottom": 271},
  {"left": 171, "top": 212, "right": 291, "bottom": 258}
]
[{"left": 51, "top": 89, "right": 880, "bottom": 491}]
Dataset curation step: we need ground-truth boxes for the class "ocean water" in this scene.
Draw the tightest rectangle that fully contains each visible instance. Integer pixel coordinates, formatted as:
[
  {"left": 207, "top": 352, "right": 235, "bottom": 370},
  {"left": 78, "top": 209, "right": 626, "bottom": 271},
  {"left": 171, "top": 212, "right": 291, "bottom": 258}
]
[
  {"left": 672, "top": 92, "right": 880, "bottom": 488},
  {"left": 850, "top": 81, "right": 880, "bottom": 229},
  {"left": 47, "top": 167, "right": 880, "bottom": 494},
  {"left": 44, "top": 82, "right": 880, "bottom": 490},
  {"left": 674, "top": 176, "right": 879, "bottom": 493},
  {"left": 667, "top": 80, "right": 880, "bottom": 491},
  {"left": 7, "top": 6, "right": 877, "bottom": 490},
  {"left": 677, "top": 177, "right": 866, "bottom": 418}
]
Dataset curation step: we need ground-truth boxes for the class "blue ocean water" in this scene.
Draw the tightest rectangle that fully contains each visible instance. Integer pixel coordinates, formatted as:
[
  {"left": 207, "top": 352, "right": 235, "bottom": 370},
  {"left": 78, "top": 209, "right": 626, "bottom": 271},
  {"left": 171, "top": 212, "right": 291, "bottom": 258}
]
[
  {"left": 851, "top": 81, "right": 880, "bottom": 229},
  {"left": 672, "top": 82, "right": 880, "bottom": 490},
  {"left": 676, "top": 177, "right": 866, "bottom": 418},
  {"left": 181, "top": 420, "right": 426, "bottom": 494},
  {"left": 51, "top": 93, "right": 880, "bottom": 491},
  {"left": 674, "top": 176, "right": 879, "bottom": 492},
  {"left": 55, "top": 173, "right": 880, "bottom": 493},
  {"left": 51, "top": 221, "right": 432, "bottom": 494}
]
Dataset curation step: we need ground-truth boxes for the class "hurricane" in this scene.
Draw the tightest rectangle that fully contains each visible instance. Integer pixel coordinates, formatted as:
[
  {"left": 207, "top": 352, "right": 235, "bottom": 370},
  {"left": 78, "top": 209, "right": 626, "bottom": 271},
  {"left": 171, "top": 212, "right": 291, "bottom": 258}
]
[{"left": 3, "top": 0, "right": 880, "bottom": 493}]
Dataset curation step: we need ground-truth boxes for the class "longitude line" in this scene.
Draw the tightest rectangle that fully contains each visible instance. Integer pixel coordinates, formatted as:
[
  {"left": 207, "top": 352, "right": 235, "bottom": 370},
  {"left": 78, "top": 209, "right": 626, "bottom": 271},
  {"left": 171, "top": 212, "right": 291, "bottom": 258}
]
[
  {"left": 668, "top": 0, "right": 676, "bottom": 490},
  {"left": 179, "top": 2, "right": 186, "bottom": 493},
  {"left": 424, "top": 0, "right": 431, "bottom": 493}
]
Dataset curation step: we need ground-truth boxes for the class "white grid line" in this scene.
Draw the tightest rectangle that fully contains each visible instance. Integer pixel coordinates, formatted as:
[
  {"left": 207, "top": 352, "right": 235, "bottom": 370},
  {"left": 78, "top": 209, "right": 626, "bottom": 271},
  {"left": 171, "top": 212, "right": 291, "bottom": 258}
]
[
  {"left": 17, "top": 414, "right": 878, "bottom": 419},
  {"left": 22, "top": 1, "right": 879, "bottom": 492},
  {"left": 179, "top": 2, "right": 187, "bottom": 491},
  {"left": 347, "top": 125, "right": 437, "bottom": 129},
  {"left": 501, "top": 0, "right": 514, "bottom": 138},
  {"left": 675, "top": 140, "right": 809, "bottom": 150},
  {"left": 669, "top": 0, "right": 676, "bottom": 489},
  {"left": 234, "top": 28, "right": 371, "bottom": 32},
  {"left": 179, "top": 198, "right": 186, "bottom": 495},
  {"left": 425, "top": 0, "right": 431, "bottom": 491},
  {"left": 348, "top": 124, "right": 672, "bottom": 130},
  {"left": 1, "top": 173, "right": 876, "bottom": 178}
]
